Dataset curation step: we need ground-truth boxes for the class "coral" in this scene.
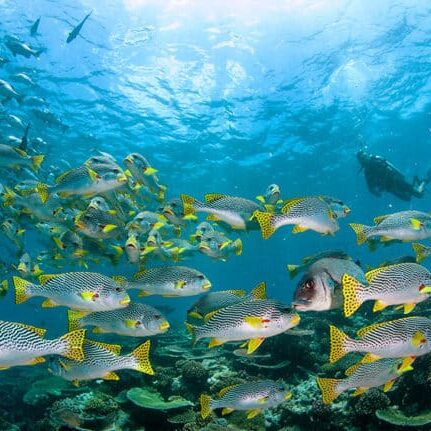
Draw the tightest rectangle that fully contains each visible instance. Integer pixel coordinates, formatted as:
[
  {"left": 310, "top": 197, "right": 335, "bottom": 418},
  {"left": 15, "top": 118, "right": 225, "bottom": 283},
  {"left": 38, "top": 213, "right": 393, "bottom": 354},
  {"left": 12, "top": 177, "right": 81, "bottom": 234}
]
[
  {"left": 351, "top": 388, "right": 390, "bottom": 418},
  {"left": 177, "top": 359, "right": 209, "bottom": 385},
  {"left": 167, "top": 409, "right": 196, "bottom": 424},
  {"left": 126, "top": 387, "right": 193, "bottom": 411},
  {"left": 376, "top": 406, "right": 431, "bottom": 426},
  {"left": 23, "top": 377, "right": 71, "bottom": 406}
]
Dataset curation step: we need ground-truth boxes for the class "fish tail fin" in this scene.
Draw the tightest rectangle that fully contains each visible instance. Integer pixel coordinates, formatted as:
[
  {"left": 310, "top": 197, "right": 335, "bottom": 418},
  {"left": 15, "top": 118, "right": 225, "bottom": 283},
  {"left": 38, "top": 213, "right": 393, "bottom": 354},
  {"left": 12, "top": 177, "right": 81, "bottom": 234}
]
[
  {"left": 181, "top": 194, "right": 197, "bottom": 216},
  {"left": 412, "top": 243, "right": 427, "bottom": 263},
  {"left": 349, "top": 223, "right": 370, "bottom": 245},
  {"left": 130, "top": 340, "right": 154, "bottom": 375},
  {"left": 31, "top": 155, "right": 44, "bottom": 172},
  {"left": 316, "top": 377, "right": 342, "bottom": 404},
  {"left": 342, "top": 273, "right": 365, "bottom": 317},
  {"left": 200, "top": 394, "right": 213, "bottom": 419},
  {"left": 184, "top": 321, "right": 197, "bottom": 346},
  {"left": 2, "top": 186, "right": 17, "bottom": 207},
  {"left": 12, "top": 276, "right": 35, "bottom": 304},
  {"left": 67, "top": 310, "right": 86, "bottom": 331},
  {"left": 157, "top": 185, "right": 167, "bottom": 202},
  {"left": 252, "top": 210, "right": 276, "bottom": 239},
  {"left": 233, "top": 238, "right": 242, "bottom": 256},
  {"left": 57, "top": 329, "right": 86, "bottom": 361},
  {"left": 35, "top": 182, "right": 49, "bottom": 203},
  {"left": 287, "top": 264, "right": 300, "bottom": 279},
  {"left": 329, "top": 325, "right": 353, "bottom": 363}
]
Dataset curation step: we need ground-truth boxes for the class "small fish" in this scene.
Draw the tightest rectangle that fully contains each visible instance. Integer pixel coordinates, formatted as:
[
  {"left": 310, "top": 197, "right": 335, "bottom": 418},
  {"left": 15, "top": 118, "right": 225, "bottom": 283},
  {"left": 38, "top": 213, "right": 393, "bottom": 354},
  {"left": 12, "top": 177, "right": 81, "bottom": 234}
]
[
  {"left": 198, "top": 231, "right": 242, "bottom": 261},
  {"left": 53, "top": 230, "right": 85, "bottom": 258},
  {"left": 182, "top": 193, "right": 262, "bottom": 230},
  {"left": 165, "top": 238, "right": 199, "bottom": 261},
  {"left": 30, "top": 17, "right": 41, "bottom": 36},
  {"left": 186, "top": 298, "right": 300, "bottom": 354},
  {"left": 256, "top": 184, "right": 282, "bottom": 211},
  {"left": 1, "top": 217, "right": 25, "bottom": 251},
  {"left": 190, "top": 222, "right": 215, "bottom": 242},
  {"left": 4, "top": 35, "right": 42, "bottom": 58},
  {"left": 412, "top": 243, "right": 431, "bottom": 263},
  {"left": 0, "top": 321, "right": 85, "bottom": 369},
  {"left": 6, "top": 114, "right": 25, "bottom": 129},
  {"left": 329, "top": 317, "right": 431, "bottom": 366},
  {"left": 49, "top": 339, "right": 154, "bottom": 385},
  {"left": 126, "top": 211, "right": 166, "bottom": 234},
  {"left": 75, "top": 207, "right": 124, "bottom": 239},
  {"left": 31, "top": 108, "right": 68, "bottom": 132},
  {"left": 124, "top": 153, "right": 166, "bottom": 201},
  {"left": 342, "top": 263, "right": 431, "bottom": 317},
  {"left": 87, "top": 196, "right": 111, "bottom": 212},
  {"left": 350, "top": 210, "right": 431, "bottom": 245},
  {"left": 125, "top": 231, "right": 140, "bottom": 264},
  {"left": 84, "top": 152, "right": 117, "bottom": 167},
  {"left": 0, "top": 144, "right": 44, "bottom": 172},
  {"left": 36, "top": 164, "right": 127, "bottom": 203},
  {"left": 253, "top": 196, "right": 340, "bottom": 239},
  {"left": 317, "top": 358, "right": 412, "bottom": 404},
  {"left": 200, "top": 380, "right": 292, "bottom": 419},
  {"left": 126, "top": 266, "right": 211, "bottom": 297},
  {"left": 68, "top": 302, "right": 169, "bottom": 336},
  {"left": 292, "top": 252, "right": 365, "bottom": 312},
  {"left": 15, "top": 253, "right": 42, "bottom": 277},
  {"left": 322, "top": 196, "right": 350, "bottom": 218},
  {"left": 67, "top": 11, "right": 92, "bottom": 44},
  {"left": 13, "top": 272, "right": 130, "bottom": 311},
  {"left": 12, "top": 73, "right": 35, "bottom": 86},
  {"left": 187, "top": 282, "right": 267, "bottom": 321}
]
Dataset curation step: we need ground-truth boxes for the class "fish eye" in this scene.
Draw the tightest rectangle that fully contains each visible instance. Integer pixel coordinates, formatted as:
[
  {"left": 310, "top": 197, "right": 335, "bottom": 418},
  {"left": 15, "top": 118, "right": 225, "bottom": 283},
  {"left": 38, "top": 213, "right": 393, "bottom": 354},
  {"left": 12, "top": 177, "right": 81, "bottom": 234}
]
[
  {"left": 154, "top": 314, "right": 161, "bottom": 320},
  {"left": 303, "top": 279, "right": 315, "bottom": 290},
  {"left": 136, "top": 320, "right": 142, "bottom": 326},
  {"left": 115, "top": 287, "right": 122, "bottom": 292},
  {"left": 113, "top": 169, "right": 120, "bottom": 174},
  {"left": 93, "top": 293, "right": 100, "bottom": 299},
  {"left": 197, "top": 275, "right": 205, "bottom": 280},
  {"left": 171, "top": 202, "right": 177, "bottom": 208}
]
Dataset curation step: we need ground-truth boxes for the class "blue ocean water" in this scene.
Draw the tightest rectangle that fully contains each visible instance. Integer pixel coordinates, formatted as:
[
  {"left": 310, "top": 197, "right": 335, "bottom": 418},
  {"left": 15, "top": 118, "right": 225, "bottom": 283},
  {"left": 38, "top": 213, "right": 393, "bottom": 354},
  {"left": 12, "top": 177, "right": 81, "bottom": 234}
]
[{"left": 1, "top": 0, "right": 431, "bottom": 429}]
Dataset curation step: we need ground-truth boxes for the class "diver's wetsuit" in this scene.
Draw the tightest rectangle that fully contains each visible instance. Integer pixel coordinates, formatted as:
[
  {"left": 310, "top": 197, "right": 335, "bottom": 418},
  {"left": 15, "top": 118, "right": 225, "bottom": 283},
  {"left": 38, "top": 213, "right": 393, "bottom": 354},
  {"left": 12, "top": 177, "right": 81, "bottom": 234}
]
[{"left": 357, "top": 151, "right": 431, "bottom": 201}]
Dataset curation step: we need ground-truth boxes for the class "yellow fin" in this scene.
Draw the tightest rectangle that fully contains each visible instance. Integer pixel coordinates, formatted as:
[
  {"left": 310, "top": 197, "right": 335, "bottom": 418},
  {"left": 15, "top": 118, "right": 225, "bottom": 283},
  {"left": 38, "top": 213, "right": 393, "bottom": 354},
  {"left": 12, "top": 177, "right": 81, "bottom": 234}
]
[
  {"left": 36, "top": 182, "right": 49, "bottom": 203},
  {"left": 112, "top": 275, "right": 127, "bottom": 286},
  {"left": 357, "top": 321, "right": 391, "bottom": 337},
  {"left": 85, "top": 339, "right": 121, "bottom": 355},
  {"left": 349, "top": 223, "right": 368, "bottom": 245},
  {"left": 222, "top": 407, "right": 234, "bottom": 416},
  {"left": 374, "top": 215, "right": 389, "bottom": 224},
  {"left": 412, "top": 243, "right": 428, "bottom": 263},
  {"left": 124, "top": 319, "right": 138, "bottom": 328},
  {"left": 200, "top": 394, "right": 212, "bottom": 419},
  {"left": 29, "top": 356, "right": 46, "bottom": 365},
  {"left": 39, "top": 274, "right": 58, "bottom": 285},
  {"left": 403, "top": 303, "right": 416, "bottom": 314},
  {"left": 250, "top": 282, "right": 266, "bottom": 300},
  {"left": 187, "top": 311, "right": 203, "bottom": 320},
  {"left": 246, "top": 409, "right": 262, "bottom": 419},
  {"left": 380, "top": 235, "right": 393, "bottom": 242},
  {"left": 59, "top": 329, "right": 86, "bottom": 361},
  {"left": 342, "top": 273, "right": 365, "bottom": 317},
  {"left": 103, "top": 371, "right": 120, "bottom": 381},
  {"left": 205, "top": 193, "right": 226, "bottom": 203},
  {"left": 180, "top": 194, "right": 196, "bottom": 216},
  {"left": 345, "top": 362, "right": 361, "bottom": 376},
  {"left": 398, "top": 357, "right": 416, "bottom": 372},
  {"left": 208, "top": 338, "right": 225, "bottom": 348},
  {"left": 138, "top": 290, "right": 151, "bottom": 297},
  {"left": 233, "top": 238, "right": 242, "bottom": 256},
  {"left": 287, "top": 264, "right": 300, "bottom": 279},
  {"left": 247, "top": 338, "right": 264, "bottom": 354},
  {"left": 218, "top": 384, "right": 240, "bottom": 397},
  {"left": 383, "top": 379, "right": 395, "bottom": 392},
  {"left": 412, "top": 331, "right": 426, "bottom": 347},
  {"left": 101, "top": 224, "right": 117, "bottom": 233},
  {"left": 256, "top": 195, "right": 265, "bottom": 203},
  {"left": 252, "top": 211, "right": 275, "bottom": 239},
  {"left": 80, "top": 291, "right": 95, "bottom": 301},
  {"left": 244, "top": 316, "right": 263, "bottom": 329},
  {"left": 204, "top": 310, "right": 221, "bottom": 323},
  {"left": 373, "top": 300, "right": 387, "bottom": 312},
  {"left": 360, "top": 353, "right": 381, "bottom": 363},
  {"left": 365, "top": 266, "right": 388, "bottom": 283},
  {"left": 42, "top": 298, "right": 58, "bottom": 308},
  {"left": 134, "top": 270, "right": 147, "bottom": 280},
  {"left": 227, "top": 289, "right": 246, "bottom": 297},
  {"left": 281, "top": 198, "right": 304, "bottom": 214},
  {"left": 131, "top": 340, "right": 154, "bottom": 375},
  {"left": 87, "top": 167, "right": 99, "bottom": 182},
  {"left": 329, "top": 325, "right": 350, "bottom": 363},
  {"left": 12, "top": 276, "right": 32, "bottom": 304},
  {"left": 410, "top": 218, "right": 422, "bottom": 230},
  {"left": 92, "top": 327, "right": 106, "bottom": 334},
  {"left": 317, "top": 378, "right": 340, "bottom": 404},
  {"left": 352, "top": 387, "right": 367, "bottom": 396},
  {"left": 206, "top": 214, "right": 221, "bottom": 221},
  {"left": 144, "top": 166, "right": 157, "bottom": 175},
  {"left": 16, "top": 323, "right": 46, "bottom": 337},
  {"left": 292, "top": 225, "right": 308, "bottom": 234}
]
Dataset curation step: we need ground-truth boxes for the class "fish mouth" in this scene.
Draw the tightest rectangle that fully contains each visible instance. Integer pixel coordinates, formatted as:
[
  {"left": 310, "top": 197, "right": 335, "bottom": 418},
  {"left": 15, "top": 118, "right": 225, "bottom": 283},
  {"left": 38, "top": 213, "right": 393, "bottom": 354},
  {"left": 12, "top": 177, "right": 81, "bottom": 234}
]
[
  {"left": 202, "top": 282, "right": 211, "bottom": 290},
  {"left": 291, "top": 299, "right": 311, "bottom": 311},
  {"left": 344, "top": 207, "right": 351, "bottom": 214},
  {"left": 159, "top": 321, "right": 170, "bottom": 331},
  {"left": 17, "top": 263, "right": 28, "bottom": 272},
  {"left": 163, "top": 207, "right": 175, "bottom": 216},
  {"left": 117, "top": 173, "right": 128, "bottom": 183},
  {"left": 124, "top": 155, "right": 134, "bottom": 164},
  {"left": 120, "top": 296, "right": 131, "bottom": 305},
  {"left": 270, "top": 185, "right": 280, "bottom": 195},
  {"left": 199, "top": 243, "right": 211, "bottom": 252}
]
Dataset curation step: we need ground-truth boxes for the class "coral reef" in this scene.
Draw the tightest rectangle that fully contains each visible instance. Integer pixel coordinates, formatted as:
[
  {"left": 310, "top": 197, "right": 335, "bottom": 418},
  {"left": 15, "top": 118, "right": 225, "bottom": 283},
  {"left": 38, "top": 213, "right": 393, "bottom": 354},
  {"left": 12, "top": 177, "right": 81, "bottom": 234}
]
[
  {"left": 376, "top": 406, "right": 431, "bottom": 427},
  {"left": 126, "top": 386, "right": 193, "bottom": 411}
]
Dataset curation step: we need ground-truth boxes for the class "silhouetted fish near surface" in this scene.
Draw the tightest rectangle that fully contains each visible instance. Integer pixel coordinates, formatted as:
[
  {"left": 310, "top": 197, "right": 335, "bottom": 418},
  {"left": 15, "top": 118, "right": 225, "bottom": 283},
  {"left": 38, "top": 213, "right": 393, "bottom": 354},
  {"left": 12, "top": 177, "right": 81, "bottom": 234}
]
[
  {"left": 66, "top": 11, "right": 92, "bottom": 43},
  {"left": 30, "top": 17, "right": 41, "bottom": 36}
]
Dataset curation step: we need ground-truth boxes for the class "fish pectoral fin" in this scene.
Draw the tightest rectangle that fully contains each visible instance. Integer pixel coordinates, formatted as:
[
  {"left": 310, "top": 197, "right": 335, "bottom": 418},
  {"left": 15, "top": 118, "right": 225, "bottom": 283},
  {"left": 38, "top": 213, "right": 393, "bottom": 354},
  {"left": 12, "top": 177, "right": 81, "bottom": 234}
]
[
  {"left": 352, "top": 387, "right": 367, "bottom": 397},
  {"left": 292, "top": 225, "right": 308, "bottom": 234},
  {"left": 138, "top": 290, "right": 151, "bottom": 297},
  {"left": 244, "top": 316, "right": 265, "bottom": 328},
  {"left": 247, "top": 338, "right": 265, "bottom": 354},
  {"left": 246, "top": 409, "right": 262, "bottom": 419},
  {"left": 398, "top": 357, "right": 416, "bottom": 373},
  {"left": 380, "top": 236, "right": 393, "bottom": 242},
  {"left": 41, "top": 299, "right": 58, "bottom": 308},
  {"left": 257, "top": 396, "right": 269, "bottom": 404},
  {"left": 372, "top": 300, "right": 387, "bottom": 312},
  {"left": 103, "top": 371, "right": 120, "bottom": 381},
  {"left": 92, "top": 327, "right": 107, "bottom": 334},
  {"left": 411, "top": 331, "right": 426, "bottom": 347},
  {"left": 206, "top": 214, "right": 221, "bottom": 221},
  {"left": 124, "top": 319, "right": 138, "bottom": 328},
  {"left": 383, "top": 379, "right": 395, "bottom": 392},
  {"left": 403, "top": 303, "right": 416, "bottom": 314},
  {"left": 72, "top": 380, "right": 80, "bottom": 387},
  {"left": 208, "top": 338, "right": 225, "bottom": 348},
  {"left": 80, "top": 291, "right": 95, "bottom": 301},
  {"left": 29, "top": 356, "right": 46, "bottom": 365},
  {"left": 221, "top": 408, "right": 234, "bottom": 416},
  {"left": 360, "top": 353, "right": 381, "bottom": 364},
  {"left": 410, "top": 218, "right": 422, "bottom": 230}
]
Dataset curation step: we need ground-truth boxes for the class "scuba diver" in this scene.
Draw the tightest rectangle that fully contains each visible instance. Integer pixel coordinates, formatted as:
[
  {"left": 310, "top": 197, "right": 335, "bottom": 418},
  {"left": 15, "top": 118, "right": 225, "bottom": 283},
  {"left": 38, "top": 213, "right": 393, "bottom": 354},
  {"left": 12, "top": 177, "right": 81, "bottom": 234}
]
[{"left": 357, "top": 150, "right": 431, "bottom": 201}]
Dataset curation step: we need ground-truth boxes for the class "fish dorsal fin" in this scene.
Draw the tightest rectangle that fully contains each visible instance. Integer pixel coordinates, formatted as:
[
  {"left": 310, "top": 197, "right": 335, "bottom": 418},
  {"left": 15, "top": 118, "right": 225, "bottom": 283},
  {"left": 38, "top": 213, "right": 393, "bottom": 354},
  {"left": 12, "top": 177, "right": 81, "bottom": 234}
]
[
  {"left": 16, "top": 323, "right": 46, "bottom": 337},
  {"left": 345, "top": 362, "right": 361, "bottom": 376},
  {"left": 357, "top": 320, "right": 390, "bottom": 338},
  {"left": 85, "top": 339, "right": 121, "bottom": 355},
  {"left": 205, "top": 193, "right": 226, "bottom": 203},
  {"left": 204, "top": 309, "right": 221, "bottom": 323},
  {"left": 112, "top": 275, "right": 127, "bottom": 286},
  {"left": 281, "top": 198, "right": 305, "bottom": 214},
  {"left": 218, "top": 384, "right": 240, "bottom": 397},
  {"left": 226, "top": 289, "right": 246, "bottom": 297},
  {"left": 374, "top": 214, "right": 389, "bottom": 224},
  {"left": 250, "top": 282, "right": 267, "bottom": 299},
  {"left": 55, "top": 170, "right": 71, "bottom": 184},
  {"left": 14, "top": 148, "right": 27, "bottom": 157},
  {"left": 134, "top": 270, "right": 148, "bottom": 280},
  {"left": 39, "top": 274, "right": 59, "bottom": 285},
  {"left": 365, "top": 266, "right": 388, "bottom": 283}
]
